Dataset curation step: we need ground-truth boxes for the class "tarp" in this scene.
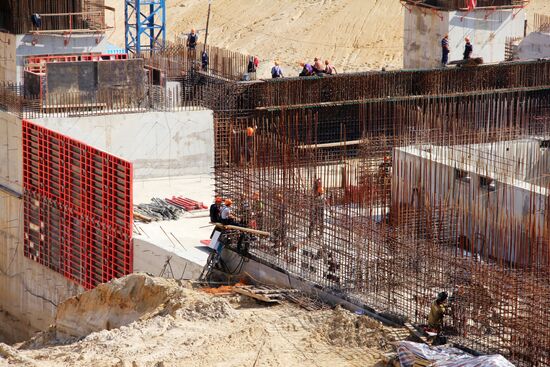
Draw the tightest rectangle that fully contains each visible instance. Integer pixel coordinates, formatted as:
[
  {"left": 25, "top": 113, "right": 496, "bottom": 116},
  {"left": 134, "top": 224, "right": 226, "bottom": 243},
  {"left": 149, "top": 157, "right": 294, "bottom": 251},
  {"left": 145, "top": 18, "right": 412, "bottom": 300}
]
[{"left": 397, "top": 341, "right": 514, "bottom": 367}]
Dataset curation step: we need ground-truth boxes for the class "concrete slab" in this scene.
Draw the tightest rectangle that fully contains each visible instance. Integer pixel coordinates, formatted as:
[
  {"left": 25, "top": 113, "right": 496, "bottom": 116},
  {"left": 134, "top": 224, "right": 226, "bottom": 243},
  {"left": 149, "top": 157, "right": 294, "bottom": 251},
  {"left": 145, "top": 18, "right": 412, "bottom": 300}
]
[{"left": 132, "top": 175, "right": 216, "bottom": 279}]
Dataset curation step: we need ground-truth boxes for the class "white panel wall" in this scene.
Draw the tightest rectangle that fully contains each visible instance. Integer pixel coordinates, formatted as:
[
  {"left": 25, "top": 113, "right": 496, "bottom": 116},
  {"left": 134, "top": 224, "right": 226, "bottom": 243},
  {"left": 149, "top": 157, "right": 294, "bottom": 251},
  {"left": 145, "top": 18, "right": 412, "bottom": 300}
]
[{"left": 34, "top": 109, "right": 215, "bottom": 179}]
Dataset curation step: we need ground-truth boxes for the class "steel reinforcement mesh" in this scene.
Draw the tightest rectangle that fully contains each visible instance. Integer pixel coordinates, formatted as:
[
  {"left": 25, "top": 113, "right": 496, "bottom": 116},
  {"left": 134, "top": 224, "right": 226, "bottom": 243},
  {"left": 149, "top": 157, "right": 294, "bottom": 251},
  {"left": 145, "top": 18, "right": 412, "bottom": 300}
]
[
  {"left": 214, "top": 88, "right": 550, "bottom": 366},
  {"left": 22, "top": 120, "right": 133, "bottom": 289}
]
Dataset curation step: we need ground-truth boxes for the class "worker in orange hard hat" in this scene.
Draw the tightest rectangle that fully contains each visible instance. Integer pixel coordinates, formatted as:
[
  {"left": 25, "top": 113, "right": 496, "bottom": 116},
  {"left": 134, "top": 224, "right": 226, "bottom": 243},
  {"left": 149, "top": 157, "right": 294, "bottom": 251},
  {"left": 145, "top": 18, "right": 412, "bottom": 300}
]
[
  {"left": 245, "top": 126, "right": 256, "bottom": 163},
  {"left": 209, "top": 196, "right": 224, "bottom": 223},
  {"left": 220, "top": 198, "right": 238, "bottom": 225}
]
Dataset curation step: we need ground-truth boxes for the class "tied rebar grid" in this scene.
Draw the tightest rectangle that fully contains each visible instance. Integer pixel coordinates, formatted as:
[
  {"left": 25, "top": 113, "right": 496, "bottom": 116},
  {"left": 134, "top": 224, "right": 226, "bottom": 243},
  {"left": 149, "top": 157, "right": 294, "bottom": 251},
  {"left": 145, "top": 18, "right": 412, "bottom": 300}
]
[{"left": 214, "top": 88, "right": 550, "bottom": 366}]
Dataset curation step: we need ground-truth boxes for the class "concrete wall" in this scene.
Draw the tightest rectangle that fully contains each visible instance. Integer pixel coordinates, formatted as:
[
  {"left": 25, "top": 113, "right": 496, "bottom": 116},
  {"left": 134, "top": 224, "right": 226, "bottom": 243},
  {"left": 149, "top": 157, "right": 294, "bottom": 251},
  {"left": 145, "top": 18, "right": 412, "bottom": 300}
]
[
  {"left": 133, "top": 238, "right": 204, "bottom": 280},
  {"left": 0, "top": 113, "right": 22, "bottom": 194},
  {"left": 404, "top": 6, "right": 525, "bottom": 68},
  {"left": 404, "top": 7, "right": 449, "bottom": 69},
  {"left": 0, "top": 112, "right": 84, "bottom": 341},
  {"left": 392, "top": 145, "right": 548, "bottom": 266},
  {"left": 518, "top": 32, "right": 550, "bottom": 60},
  {"left": 0, "top": 32, "right": 16, "bottom": 83},
  {"left": 34, "top": 109, "right": 214, "bottom": 179}
]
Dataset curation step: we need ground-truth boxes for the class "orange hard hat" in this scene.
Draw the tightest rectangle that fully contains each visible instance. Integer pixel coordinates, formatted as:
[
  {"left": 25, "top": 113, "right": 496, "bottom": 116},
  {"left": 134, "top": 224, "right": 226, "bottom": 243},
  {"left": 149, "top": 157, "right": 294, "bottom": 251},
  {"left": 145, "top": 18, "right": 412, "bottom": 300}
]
[
  {"left": 246, "top": 127, "right": 254, "bottom": 137},
  {"left": 215, "top": 196, "right": 222, "bottom": 203},
  {"left": 225, "top": 199, "right": 232, "bottom": 206}
]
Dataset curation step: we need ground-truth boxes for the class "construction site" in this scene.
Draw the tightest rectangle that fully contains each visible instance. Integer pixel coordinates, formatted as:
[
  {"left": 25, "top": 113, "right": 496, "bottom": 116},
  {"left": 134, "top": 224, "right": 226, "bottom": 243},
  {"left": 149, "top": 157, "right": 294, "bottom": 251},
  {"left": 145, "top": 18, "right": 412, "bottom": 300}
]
[{"left": 1, "top": 0, "right": 549, "bottom": 366}]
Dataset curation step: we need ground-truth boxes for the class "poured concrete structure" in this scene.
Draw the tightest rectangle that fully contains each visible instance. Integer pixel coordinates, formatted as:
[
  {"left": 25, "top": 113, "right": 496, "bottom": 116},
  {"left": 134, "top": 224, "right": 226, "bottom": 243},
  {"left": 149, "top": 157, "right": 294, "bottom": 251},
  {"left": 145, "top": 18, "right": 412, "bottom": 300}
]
[
  {"left": 392, "top": 139, "right": 549, "bottom": 267},
  {"left": 518, "top": 31, "right": 550, "bottom": 60},
  {"left": 34, "top": 110, "right": 214, "bottom": 178},
  {"left": 403, "top": 2, "right": 525, "bottom": 68}
]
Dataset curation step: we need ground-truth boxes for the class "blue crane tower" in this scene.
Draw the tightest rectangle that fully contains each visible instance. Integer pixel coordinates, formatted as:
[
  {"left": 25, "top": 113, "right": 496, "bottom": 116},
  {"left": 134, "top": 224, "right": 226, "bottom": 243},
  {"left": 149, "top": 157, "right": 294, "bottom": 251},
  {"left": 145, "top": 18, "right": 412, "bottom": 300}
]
[{"left": 125, "top": 0, "right": 166, "bottom": 55}]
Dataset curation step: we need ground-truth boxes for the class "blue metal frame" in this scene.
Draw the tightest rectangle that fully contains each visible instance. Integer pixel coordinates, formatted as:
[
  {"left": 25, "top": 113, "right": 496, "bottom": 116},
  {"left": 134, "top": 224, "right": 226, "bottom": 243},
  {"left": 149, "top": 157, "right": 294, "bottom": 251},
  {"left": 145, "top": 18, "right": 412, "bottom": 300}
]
[{"left": 125, "top": 0, "right": 166, "bottom": 55}]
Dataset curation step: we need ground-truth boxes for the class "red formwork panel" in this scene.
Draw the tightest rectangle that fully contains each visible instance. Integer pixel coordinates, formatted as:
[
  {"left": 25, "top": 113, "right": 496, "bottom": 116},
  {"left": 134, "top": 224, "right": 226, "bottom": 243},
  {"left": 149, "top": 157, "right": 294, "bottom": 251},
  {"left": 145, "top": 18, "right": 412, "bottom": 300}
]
[{"left": 22, "top": 120, "right": 133, "bottom": 289}]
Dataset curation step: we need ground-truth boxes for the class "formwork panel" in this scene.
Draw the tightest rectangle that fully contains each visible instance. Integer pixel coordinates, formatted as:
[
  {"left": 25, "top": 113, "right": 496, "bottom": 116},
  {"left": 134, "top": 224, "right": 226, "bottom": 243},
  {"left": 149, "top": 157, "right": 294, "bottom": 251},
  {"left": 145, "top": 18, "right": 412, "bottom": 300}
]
[{"left": 22, "top": 120, "right": 133, "bottom": 289}]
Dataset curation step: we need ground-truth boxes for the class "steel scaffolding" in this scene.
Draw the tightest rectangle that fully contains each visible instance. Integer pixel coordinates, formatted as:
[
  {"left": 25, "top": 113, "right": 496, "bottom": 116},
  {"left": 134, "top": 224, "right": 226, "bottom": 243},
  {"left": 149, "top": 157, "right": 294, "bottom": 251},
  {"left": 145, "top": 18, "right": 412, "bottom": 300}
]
[{"left": 125, "top": 0, "right": 166, "bottom": 55}]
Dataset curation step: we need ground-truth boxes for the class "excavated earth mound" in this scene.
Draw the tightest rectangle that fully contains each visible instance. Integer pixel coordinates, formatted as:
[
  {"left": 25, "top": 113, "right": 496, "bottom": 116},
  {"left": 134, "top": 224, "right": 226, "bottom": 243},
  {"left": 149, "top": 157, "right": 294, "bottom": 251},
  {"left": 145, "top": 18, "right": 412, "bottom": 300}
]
[{"left": 54, "top": 273, "right": 234, "bottom": 339}]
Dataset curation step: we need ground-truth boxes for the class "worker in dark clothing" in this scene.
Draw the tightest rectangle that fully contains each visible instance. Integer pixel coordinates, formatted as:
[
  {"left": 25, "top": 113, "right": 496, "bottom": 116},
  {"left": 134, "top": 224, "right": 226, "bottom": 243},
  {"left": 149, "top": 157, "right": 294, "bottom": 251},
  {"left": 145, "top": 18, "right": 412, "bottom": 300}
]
[
  {"left": 441, "top": 34, "right": 450, "bottom": 67},
  {"left": 428, "top": 291, "right": 448, "bottom": 333},
  {"left": 209, "top": 196, "right": 223, "bottom": 223},
  {"left": 238, "top": 193, "right": 251, "bottom": 227},
  {"left": 299, "top": 61, "right": 314, "bottom": 77},
  {"left": 201, "top": 51, "right": 209, "bottom": 72},
  {"left": 325, "top": 252, "right": 340, "bottom": 284},
  {"left": 187, "top": 28, "right": 198, "bottom": 50},
  {"left": 463, "top": 37, "right": 473, "bottom": 60}
]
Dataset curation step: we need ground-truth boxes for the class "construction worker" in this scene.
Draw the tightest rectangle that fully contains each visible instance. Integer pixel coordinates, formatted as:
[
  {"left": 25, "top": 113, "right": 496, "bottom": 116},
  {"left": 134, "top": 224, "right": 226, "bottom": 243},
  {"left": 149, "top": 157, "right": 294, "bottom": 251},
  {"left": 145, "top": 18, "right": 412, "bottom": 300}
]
[
  {"left": 313, "top": 57, "right": 325, "bottom": 75},
  {"left": 245, "top": 126, "right": 256, "bottom": 163},
  {"left": 201, "top": 50, "right": 209, "bottom": 72},
  {"left": 324, "top": 60, "right": 337, "bottom": 75},
  {"left": 220, "top": 199, "right": 238, "bottom": 225},
  {"left": 299, "top": 61, "right": 314, "bottom": 77},
  {"left": 251, "top": 191, "right": 264, "bottom": 229},
  {"left": 247, "top": 55, "right": 259, "bottom": 74},
  {"left": 463, "top": 37, "right": 473, "bottom": 60},
  {"left": 209, "top": 196, "right": 223, "bottom": 223},
  {"left": 271, "top": 60, "right": 284, "bottom": 78},
  {"left": 308, "top": 179, "right": 326, "bottom": 238},
  {"left": 325, "top": 252, "right": 340, "bottom": 284},
  {"left": 238, "top": 193, "right": 251, "bottom": 227},
  {"left": 187, "top": 28, "right": 198, "bottom": 50},
  {"left": 441, "top": 34, "right": 450, "bottom": 67},
  {"left": 428, "top": 291, "right": 448, "bottom": 333}
]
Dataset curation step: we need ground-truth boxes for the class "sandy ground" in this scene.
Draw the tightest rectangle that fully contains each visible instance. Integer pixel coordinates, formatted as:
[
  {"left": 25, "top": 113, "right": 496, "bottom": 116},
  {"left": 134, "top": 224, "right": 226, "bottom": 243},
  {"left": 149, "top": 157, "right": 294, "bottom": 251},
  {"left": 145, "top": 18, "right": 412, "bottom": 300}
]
[
  {"left": 105, "top": 0, "right": 550, "bottom": 77},
  {"left": 0, "top": 274, "right": 408, "bottom": 367}
]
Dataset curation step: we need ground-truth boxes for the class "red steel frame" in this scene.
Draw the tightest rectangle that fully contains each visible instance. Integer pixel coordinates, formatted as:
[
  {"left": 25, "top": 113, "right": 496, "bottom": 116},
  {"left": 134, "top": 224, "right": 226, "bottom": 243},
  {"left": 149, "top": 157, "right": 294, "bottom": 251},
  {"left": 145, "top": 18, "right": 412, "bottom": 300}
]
[{"left": 22, "top": 120, "right": 133, "bottom": 289}]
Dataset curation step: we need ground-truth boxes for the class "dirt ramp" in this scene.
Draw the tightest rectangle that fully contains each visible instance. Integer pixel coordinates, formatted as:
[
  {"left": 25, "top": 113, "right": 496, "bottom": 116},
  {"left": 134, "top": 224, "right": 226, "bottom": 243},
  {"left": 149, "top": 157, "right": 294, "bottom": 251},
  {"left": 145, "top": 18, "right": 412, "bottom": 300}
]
[{"left": 55, "top": 273, "right": 184, "bottom": 338}]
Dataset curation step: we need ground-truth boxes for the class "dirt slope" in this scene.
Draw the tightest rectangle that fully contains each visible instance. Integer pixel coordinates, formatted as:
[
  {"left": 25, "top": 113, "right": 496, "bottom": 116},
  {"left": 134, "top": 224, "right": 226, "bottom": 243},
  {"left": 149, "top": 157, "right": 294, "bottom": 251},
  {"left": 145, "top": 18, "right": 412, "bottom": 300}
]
[
  {"left": 105, "top": 0, "right": 549, "bottom": 77},
  {"left": 0, "top": 273, "right": 408, "bottom": 367}
]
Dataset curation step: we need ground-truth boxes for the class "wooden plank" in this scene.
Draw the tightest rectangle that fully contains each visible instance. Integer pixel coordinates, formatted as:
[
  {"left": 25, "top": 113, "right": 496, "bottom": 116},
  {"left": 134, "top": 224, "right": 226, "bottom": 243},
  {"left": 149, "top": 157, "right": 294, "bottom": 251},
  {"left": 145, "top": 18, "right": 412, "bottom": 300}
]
[{"left": 233, "top": 286, "right": 280, "bottom": 303}]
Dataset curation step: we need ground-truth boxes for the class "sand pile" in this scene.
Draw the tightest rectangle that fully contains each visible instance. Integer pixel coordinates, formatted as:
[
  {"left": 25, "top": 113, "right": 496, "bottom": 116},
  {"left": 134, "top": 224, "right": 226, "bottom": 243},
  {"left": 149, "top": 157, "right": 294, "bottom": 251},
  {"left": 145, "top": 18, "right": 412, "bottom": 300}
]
[
  {"left": 2, "top": 276, "right": 410, "bottom": 366},
  {"left": 53, "top": 273, "right": 234, "bottom": 340},
  {"left": 314, "top": 306, "right": 394, "bottom": 351}
]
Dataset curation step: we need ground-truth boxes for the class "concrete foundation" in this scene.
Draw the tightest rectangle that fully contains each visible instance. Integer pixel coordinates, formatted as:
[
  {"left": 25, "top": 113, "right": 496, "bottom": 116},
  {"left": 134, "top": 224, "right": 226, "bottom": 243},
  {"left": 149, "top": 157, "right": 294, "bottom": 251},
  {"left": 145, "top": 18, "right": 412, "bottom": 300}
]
[
  {"left": 518, "top": 31, "right": 550, "bottom": 60},
  {"left": 34, "top": 110, "right": 214, "bottom": 178},
  {"left": 404, "top": 6, "right": 525, "bottom": 68}
]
